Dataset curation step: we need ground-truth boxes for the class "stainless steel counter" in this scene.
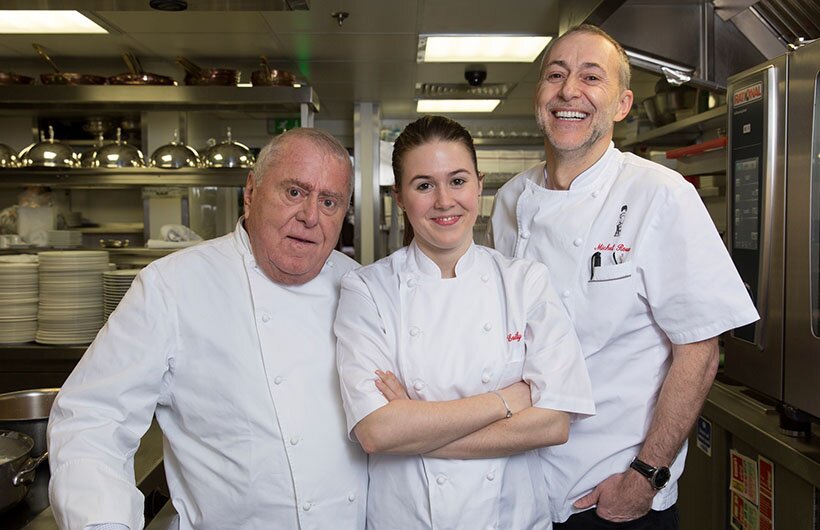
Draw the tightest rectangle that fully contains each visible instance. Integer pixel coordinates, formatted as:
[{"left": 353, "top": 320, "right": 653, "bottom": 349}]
[{"left": 0, "top": 420, "right": 165, "bottom": 530}]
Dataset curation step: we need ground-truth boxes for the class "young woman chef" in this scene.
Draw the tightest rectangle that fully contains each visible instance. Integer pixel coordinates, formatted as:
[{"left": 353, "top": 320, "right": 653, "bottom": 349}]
[{"left": 334, "top": 115, "right": 595, "bottom": 529}]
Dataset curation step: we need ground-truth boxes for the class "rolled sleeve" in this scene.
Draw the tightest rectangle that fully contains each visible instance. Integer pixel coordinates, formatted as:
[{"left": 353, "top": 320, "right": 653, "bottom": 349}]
[
  {"left": 334, "top": 272, "right": 394, "bottom": 438},
  {"left": 522, "top": 265, "right": 596, "bottom": 418},
  {"left": 640, "top": 184, "right": 759, "bottom": 344}
]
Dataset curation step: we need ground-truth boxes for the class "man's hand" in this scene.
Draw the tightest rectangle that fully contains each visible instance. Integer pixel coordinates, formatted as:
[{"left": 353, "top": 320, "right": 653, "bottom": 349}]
[{"left": 572, "top": 470, "right": 654, "bottom": 522}]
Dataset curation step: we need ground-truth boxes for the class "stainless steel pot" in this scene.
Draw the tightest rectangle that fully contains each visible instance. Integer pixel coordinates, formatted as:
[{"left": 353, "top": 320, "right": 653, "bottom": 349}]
[
  {"left": 0, "top": 430, "right": 47, "bottom": 513},
  {"left": 0, "top": 388, "right": 59, "bottom": 456}
]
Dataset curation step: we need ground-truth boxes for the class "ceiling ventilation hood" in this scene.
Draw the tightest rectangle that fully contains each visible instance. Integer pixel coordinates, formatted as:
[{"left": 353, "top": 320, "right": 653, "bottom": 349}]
[{"left": 561, "top": 0, "right": 816, "bottom": 91}]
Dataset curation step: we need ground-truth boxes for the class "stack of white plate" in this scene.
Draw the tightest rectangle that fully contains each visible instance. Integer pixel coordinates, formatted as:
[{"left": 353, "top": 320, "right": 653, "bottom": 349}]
[
  {"left": 36, "top": 250, "right": 109, "bottom": 345},
  {"left": 47, "top": 230, "right": 83, "bottom": 248},
  {"left": 103, "top": 269, "right": 140, "bottom": 321},
  {"left": 0, "top": 255, "right": 39, "bottom": 344}
]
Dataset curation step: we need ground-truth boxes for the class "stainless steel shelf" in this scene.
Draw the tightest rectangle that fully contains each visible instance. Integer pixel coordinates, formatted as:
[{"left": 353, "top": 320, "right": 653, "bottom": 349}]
[
  {"left": 0, "top": 85, "right": 319, "bottom": 114},
  {"left": 619, "top": 105, "right": 727, "bottom": 148},
  {"left": 473, "top": 137, "right": 542, "bottom": 147},
  {"left": 0, "top": 167, "right": 249, "bottom": 187}
]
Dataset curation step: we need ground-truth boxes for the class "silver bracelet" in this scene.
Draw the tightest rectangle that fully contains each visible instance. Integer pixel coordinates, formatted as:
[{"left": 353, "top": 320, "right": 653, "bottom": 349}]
[{"left": 490, "top": 390, "right": 513, "bottom": 418}]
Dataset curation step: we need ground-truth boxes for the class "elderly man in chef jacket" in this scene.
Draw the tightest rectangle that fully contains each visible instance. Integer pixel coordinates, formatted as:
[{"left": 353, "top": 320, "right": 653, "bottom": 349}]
[
  {"left": 490, "top": 25, "right": 758, "bottom": 529},
  {"left": 47, "top": 128, "right": 367, "bottom": 530}
]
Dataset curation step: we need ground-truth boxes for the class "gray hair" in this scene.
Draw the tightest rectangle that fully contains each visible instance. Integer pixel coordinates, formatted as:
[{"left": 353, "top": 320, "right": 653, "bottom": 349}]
[
  {"left": 252, "top": 128, "right": 354, "bottom": 200},
  {"left": 541, "top": 24, "right": 631, "bottom": 91}
]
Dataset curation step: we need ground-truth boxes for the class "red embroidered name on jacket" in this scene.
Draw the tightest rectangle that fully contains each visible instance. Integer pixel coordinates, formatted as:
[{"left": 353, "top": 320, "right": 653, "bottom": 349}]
[{"left": 507, "top": 332, "right": 522, "bottom": 342}]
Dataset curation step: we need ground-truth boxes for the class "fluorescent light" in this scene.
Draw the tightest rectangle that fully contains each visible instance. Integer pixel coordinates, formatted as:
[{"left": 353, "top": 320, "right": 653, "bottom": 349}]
[
  {"left": 420, "top": 35, "right": 550, "bottom": 63},
  {"left": 0, "top": 11, "right": 107, "bottom": 34},
  {"left": 416, "top": 99, "right": 500, "bottom": 113}
]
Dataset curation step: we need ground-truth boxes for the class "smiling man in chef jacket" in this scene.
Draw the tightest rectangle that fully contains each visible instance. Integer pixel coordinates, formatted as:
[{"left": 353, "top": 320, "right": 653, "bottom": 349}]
[
  {"left": 490, "top": 24, "right": 758, "bottom": 530},
  {"left": 47, "top": 128, "right": 367, "bottom": 530}
]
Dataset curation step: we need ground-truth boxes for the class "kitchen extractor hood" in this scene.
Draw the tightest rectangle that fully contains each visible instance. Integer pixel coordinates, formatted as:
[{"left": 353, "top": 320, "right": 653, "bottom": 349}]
[{"left": 559, "top": 0, "right": 817, "bottom": 90}]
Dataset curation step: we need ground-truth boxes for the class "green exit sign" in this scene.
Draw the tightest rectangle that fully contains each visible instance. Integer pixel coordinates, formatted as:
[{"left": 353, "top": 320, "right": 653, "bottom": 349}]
[{"left": 268, "top": 118, "right": 301, "bottom": 134}]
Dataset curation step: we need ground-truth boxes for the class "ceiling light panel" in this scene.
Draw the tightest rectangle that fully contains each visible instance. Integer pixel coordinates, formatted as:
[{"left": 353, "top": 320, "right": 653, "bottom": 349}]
[
  {"left": 419, "top": 35, "right": 551, "bottom": 63},
  {"left": 0, "top": 11, "right": 107, "bottom": 34},
  {"left": 416, "top": 99, "right": 500, "bottom": 113}
]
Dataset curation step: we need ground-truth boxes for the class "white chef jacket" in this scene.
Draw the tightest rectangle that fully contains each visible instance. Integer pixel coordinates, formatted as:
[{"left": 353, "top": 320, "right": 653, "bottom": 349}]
[
  {"left": 490, "top": 144, "right": 759, "bottom": 522},
  {"left": 48, "top": 220, "right": 367, "bottom": 530},
  {"left": 335, "top": 241, "right": 595, "bottom": 530}
]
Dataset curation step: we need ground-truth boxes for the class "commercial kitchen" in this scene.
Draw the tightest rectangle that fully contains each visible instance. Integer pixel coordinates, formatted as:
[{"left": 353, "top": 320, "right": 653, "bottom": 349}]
[{"left": 0, "top": 1, "right": 818, "bottom": 528}]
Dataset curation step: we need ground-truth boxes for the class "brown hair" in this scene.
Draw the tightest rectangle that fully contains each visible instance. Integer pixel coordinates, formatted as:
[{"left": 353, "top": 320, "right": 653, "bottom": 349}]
[
  {"left": 392, "top": 115, "right": 479, "bottom": 246},
  {"left": 541, "top": 24, "right": 631, "bottom": 90}
]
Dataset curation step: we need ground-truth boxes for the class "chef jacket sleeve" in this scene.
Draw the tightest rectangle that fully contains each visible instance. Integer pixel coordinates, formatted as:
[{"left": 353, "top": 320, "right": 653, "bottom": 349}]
[
  {"left": 334, "top": 271, "right": 395, "bottom": 439},
  {"left": 639, "top": 183, "right": 759, "bottom": 344},
  {"left": 48, "top": 265, "right": 176, "bottom": 530},
  {"left": 521, "top": 263, "right": 596, "bottom": 418}
]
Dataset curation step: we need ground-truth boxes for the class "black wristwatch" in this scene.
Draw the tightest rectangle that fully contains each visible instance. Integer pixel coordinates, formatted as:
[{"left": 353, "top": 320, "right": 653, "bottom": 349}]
[{"left": 630, "top": 458, "right": 671, "bottom": 490}]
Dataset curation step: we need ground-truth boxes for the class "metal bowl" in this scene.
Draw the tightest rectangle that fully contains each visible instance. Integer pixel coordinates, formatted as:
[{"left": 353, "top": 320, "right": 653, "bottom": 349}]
[
  {"left": 202, "top": 127, "right": 254, "bottom": 168},
  {"left": 0, "top": 143, "right": 19, "bottom": 168},
  {"left": 20, "top": 126, "right": 78, "bottom": 169},
  {"left": 150, "top": 130, "right": 200, "bottom": 169},
  {"left": 0, "top": 388, "right": 59, "bottom": 457},
  {"left": 90, "top": 128, "right": 145, "bottom": 168}
]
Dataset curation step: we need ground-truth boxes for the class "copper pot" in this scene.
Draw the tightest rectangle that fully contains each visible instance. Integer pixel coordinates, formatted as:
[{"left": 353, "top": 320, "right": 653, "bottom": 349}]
[
  {"left": 251, "top": 56, "right": 295, "bottom": 87},
  {"left": 109, "top": 53, "right": 176, "bottom": 86},
  {"left": 0, "top": 72, "right": 34, "bottom": 86},
  {"left": 33, "top": 43, "right": 106, "bottom": 86},
  {"left": 177, "top": 56, "right": 240, "bottom": 86}
]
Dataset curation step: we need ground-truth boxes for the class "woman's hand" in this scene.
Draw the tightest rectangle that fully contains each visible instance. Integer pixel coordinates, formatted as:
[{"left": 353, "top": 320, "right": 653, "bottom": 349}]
[
  {"left": 498, "top": 381, "right": 532, "bottom": 414},
  {"left": 374, "top": 370, "right": 410, "bottom": 401}
]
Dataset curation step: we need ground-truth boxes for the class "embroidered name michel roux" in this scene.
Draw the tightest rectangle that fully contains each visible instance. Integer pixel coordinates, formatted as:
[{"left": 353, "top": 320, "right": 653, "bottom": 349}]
[{"left": 507, "top": 332, "right": 522, "bottom": 342}]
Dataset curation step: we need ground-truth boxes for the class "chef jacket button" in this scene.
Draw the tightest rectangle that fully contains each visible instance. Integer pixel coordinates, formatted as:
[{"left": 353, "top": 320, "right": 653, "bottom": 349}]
[
  {"left": 327, "top": 259, "right": 334, "bottom": 268},
  {"left": 407, "top": 278, "right": 417, "bottom": 288},
  {"left": 520, "top": 230, "right": 531, "bottom": 239},
  {"left": 348, "top": 493, "right": 356, "bottom": 502},
  {"left": 409, "top": 326, "right": 420, "bottom": 337},
  {"left": 290, "top": 436, "right": 300, "bottom": 446},
  {"left": 261, "top": 313, "right": 271, "bottom": 323},
  {"left": 273, "top": 376, "right": 283, "bottom": 385},
  {"left": 481, "top": 274, "right": 490, "bottom": 283},
  {"left": 413, "top": 380, "right": 425, "bottom": 391},
  {"left": 481, "top": 372, "right": 491, "bottom": 384},
  {"left": 302, "top": 502, "right": 312, "bottom": 512},
  {"left": 592, "top": 190, "right": 600, "bottom": 198},
  {"left": 486, "top": 471, "right": 495, "bottom": 481},
  {"left": 573, "top": 238, "right": 583, "bottom": 247},
  {"left": 436, "top": 475, "right": 447, "bottom": 485},
  {"left": 483, "top": 322, "right": 492, "bottom": 332},
  {"left": 562, "top": 290, "right": 571, "bottom": 299}
]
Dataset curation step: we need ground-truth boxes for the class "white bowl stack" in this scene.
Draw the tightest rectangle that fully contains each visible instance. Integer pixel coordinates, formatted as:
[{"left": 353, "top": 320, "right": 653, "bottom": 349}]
[
  {"left": 103, "top": 269, "right": 140, "bottom": 322},
  {"left": 0, "top": 255, "right": 39, "bottom": 344},
  {"left": 36, "top": 250, "right": 110, "bottom": 345}
]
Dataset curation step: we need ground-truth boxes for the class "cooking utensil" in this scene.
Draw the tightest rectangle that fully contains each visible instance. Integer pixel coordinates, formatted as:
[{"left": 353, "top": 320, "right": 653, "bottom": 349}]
[
  {"left": 109, "top": 53, "right": 176, "bottom": 86},
  {"left": 19, "top": 126, "right": 79, "bottom": 168},
  {"left": 150, "top": 129, "right": 200, "bottom": 169},
  {"left": 0, "top": 143, "right": 19, "bottom": 168},
  {"left": 0, "top": 72, "right": 34, "bottom": 86},
  {"left": 0, "top": 430, "right": 47, "bottom": 513},
  {"left": 251, "top": 56, "right": 296, "bottom": 87},
  {"left": 33, "top": 43, "right": 107, "bottom": 86},
  {"left": 0, "top": 388, "right": 58, "bottom": 457},
  {"left": 202, "top": 127, "right": 255, "bottom": 168},
  {"left": 92, "top": 127, "right": 145, "bottom": 168},
  {"left": 177, "top": 56, "right": 240, "bottom": 86}
]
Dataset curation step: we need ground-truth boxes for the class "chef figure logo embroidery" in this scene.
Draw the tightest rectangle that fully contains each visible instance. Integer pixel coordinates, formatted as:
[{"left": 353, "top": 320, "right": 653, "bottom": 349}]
[
  {"left": 612, "top": 204, "right": 629, "bottom": 264},
  {"left": 591, "top": 204, "right": 632, "bottom": 280},
  {"left": 613, "top": 204, "right": 628, "bottom": 237}
]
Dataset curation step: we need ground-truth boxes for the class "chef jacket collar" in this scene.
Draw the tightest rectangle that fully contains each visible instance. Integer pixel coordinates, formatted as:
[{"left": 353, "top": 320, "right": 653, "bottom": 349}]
[
  {"left": 407, "top": 239, "right": 478, "bottom": 279},
  {"left": 537, "top": 142, "right": 617, "bottom": 194}
]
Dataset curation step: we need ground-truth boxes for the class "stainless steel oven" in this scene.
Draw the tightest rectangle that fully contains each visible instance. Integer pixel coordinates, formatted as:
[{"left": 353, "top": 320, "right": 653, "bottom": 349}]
[{"left": 724, "top": 39, "right": 820, "bottom": 424}]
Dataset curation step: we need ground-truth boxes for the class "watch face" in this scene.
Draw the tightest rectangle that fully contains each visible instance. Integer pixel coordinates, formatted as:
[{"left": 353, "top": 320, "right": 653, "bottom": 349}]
[{"left": 652, "top": 467, "right": 672, "bottom": 489}]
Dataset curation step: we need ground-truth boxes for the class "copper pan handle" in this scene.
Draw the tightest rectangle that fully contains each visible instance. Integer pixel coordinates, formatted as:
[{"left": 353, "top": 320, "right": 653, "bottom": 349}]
[
  {"left": 176, "top": 56, "right": 202, "bottom": 76},
  {"left": 32, "top": 43, "right": 60, "bottom": 73}
]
